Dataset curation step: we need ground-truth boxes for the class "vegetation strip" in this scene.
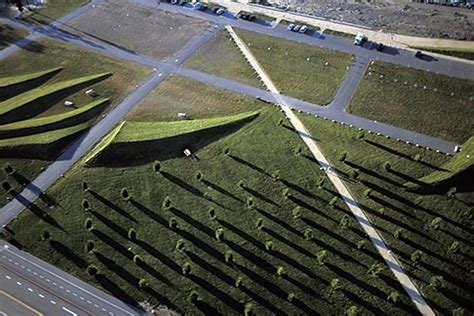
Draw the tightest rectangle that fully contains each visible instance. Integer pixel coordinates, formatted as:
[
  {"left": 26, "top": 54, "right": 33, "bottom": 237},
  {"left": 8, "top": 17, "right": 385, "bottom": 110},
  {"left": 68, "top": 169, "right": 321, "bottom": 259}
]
[{"left": 0, "top": 67, "right": 63, "bottom": 88}]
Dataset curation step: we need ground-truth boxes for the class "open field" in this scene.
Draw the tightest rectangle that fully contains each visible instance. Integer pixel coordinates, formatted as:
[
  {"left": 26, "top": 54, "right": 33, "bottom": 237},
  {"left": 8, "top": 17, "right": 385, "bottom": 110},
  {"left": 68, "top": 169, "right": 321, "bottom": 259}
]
[
  {"left": 67, "top": 0, "right": 209, "bottom": 60},
  {"left": 127, "top": 76, "right": 267, "bottom": 121},
  {"left": 184, "top": 30, "right": 263, "bottom": 88},
  {"left": 0, "top": 37, "right": 152, "bottom": 117},
  {"left": 411, "top": 47, "right": 474, "bottom": 61},
  {"left": 235, "top": 28, "right": 352, "bottom": 105},
  {"left": 3, "top": 106, "right": 418, "bottom": 315},
  {"left": 298, "top": 112, "right": 474, "bottom": 315},
  {"left": 26, "top": 0, "right": 90, "bottom": 25},
  {"left": 0, "top": 24, "right": 28, "bottom": 50},
  {"left": 346, "top": 61, "right": 474, "bottom": 144}
]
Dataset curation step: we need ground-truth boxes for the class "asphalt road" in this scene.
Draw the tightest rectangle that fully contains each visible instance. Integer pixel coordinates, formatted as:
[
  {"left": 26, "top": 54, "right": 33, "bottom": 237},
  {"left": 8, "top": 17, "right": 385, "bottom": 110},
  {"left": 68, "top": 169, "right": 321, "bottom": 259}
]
[{"left": 0, "top": 241, "right": 144, "bottom": 316}]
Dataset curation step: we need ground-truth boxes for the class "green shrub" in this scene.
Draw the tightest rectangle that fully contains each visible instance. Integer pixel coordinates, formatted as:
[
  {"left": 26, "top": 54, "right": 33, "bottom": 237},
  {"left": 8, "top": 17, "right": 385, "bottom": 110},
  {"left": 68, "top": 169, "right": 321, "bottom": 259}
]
[
  {"left": 169, "top": 217, "right": 178, "bottom": 229},
  {"left": 195, "top": 171, "right": 203, "bottom": 182},
  {"left": 329, "top": 196, "right": 338, "bottom": 207},
  {"left": 276, "top": 266, "right": 286, "bottom": 276},
  {"left": 414, "top": 153, "right": 422, "bottom": 162},
  {"left": 410, "top": 250, "right": 423, "bottom": 264},
  {"left": 41, "top": 230, "right": 50, "bottom": 241},
  {"left": 448, "top": 241, "right": 460, "bottom": 254},
  {"left": 287, "top": 292, "right": 296, "bottom": 302},
  {"left": 208, "top": 207, "right": 216, "bottom": 220},
  {"left": 447, "top": 187, "right": 457, "bottom": 198},
  {"left": 244, "top": 303, "right": 254, "bottom": 316},
  {"left": 271, "top": 169, "right": 280, "bottom": 181},
  {"left": 182, "top": 262, "right": 192, "bottom": 275},
  {"left": 237, "top": 180, "right": 245, "bottom": 189},
  {"left": 292, "top": 206, "right": 302, "bottom": 219},
  {"left": 429, "top": 275, "right": 444, "bottom": 290},
  {"left": 188, "top": 290, "right": 199, "bottom": 304},
  {"left": 223, "top": 147, "right": 230, "bottom": 156},
  {"left": 367, "top": 263, "right": 384, "bottom": 277},
  {"left": 294, "top": 146, "right": 303, "bottom": 156},
  {"left": 86, "top": 264, "right": 99, "bottom": 277},
  {"left": 338, "top": 151, "right": 347, "bottom": 162},
  {"left": 377, "top": 207, "right": 385, "bottom": 215},
  {"left": 3, "top": 163, "right": 14, "bottom": 175},
  {"left": 393, "top": 228, "right": 405, "bottom": 240},
  {"left": 265, "top": 240, "right": 273, "bottom": 251},
  {"left": 215, "top": 228, "right": 224, "bottom": 241},
  {"left": 153, "top": 161, "right": 161, "bottom": 173},
  {"left": 304, "top": 228, "right": 313, "bottom": 240},
  {"left": 81, "top": 199, "right": 90, "bottom": 211},
  {"left": 175, "top": 239, "right": 185, "bottom": 252},
  {"left": 85, "top": 240, "right": 94, "bottom": 253},
  {"left": 225, "top": 250, "right": 234, "bottom": 263},
  {"left": 128, "top": 228, "right": 137, "bottom": 241},
  {"left": 330, "top": 278, "right": 340, "bottom": 292},
  {"left": 162, "top": 196, "right": 172, "bottom": 210},
  {"left": 84, "top": 218, "right": 93, "bottom": 230},
  {"left": 277, "top": 118, "right": 283, "bottom": 126},
  {"left": 363, "top": 188, "right": 372, "bottom": 198},
  {"left": 387, "top": 291, "right": 400, "bottom": 304},
  {"left": 356, "top": 131, "right": 364, "bottom": 140},
  {"left": 383, "top": 161, "right": 391, "bottom": 171},
  {"left": 255, "top": 218, "right": 264, "bottom": 230},
  {"left": 317, "top": 176, "right": 326, "bottom": 188},
  {"left": 2, "top": 181, "right": 12, "bottom": 192},
  {"left": 339, "top": 215, "right": 350, "bottom": 229},
  {"left": 282, "top": 188, "right": 291, "bottom": 199},
  {"left": 429, "top": 217, "right": 443, "bottom": 230},
  {"left": 349, "top": 169, "right": 359, "bottom": 180},
  {"left": 246, "top": 197, "right": 254, "bottom": 209},
  {"left": 317, "top": 250, "right": 327, "bottom": 265},
  {"left": 235, "top": 276, "right": 243, "bottom": 288},
  {"left": 356, "top": 240, "right": 368, "bottom": 250},
  {"left": 452, "top": 307, "right": 465, "bottom": 316},
  {"left": 121, "top": 187, "right": 131, "bottom": 201},
  {"left": 346, "top": 306, "right": 358, "bottom": 316},
  {"left": 133, "top": 254, "right": 142, "bottom": 264},
  {"left": 138, "top": 278, "right": 148, "bottom": 289},
  {"left": 82, "top": 180, "right": 89, "bottom": 192}
]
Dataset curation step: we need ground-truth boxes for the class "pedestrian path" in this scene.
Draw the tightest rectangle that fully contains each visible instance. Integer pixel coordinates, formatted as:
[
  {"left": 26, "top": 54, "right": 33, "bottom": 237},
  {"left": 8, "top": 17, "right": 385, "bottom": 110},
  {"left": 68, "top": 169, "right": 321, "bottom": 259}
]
[{"left": 226, "top": 24, "right": 435, "bottom": 316}]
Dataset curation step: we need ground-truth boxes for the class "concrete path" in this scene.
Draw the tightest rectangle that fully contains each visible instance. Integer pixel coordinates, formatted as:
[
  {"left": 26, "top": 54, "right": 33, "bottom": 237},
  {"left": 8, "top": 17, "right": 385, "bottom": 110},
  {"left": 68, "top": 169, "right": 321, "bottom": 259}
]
[{"left": 226, "top": 25, "right": 435, "bottom": 316}]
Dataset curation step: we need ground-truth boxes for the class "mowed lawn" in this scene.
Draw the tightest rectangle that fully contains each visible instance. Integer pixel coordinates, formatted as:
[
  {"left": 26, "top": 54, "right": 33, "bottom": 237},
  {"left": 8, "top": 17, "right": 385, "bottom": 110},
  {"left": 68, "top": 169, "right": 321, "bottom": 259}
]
[
  {"left": 0, "top": 37, "right": 152, "bottom": 118},
  {"left": 4, "top": 108, "right": 417, "bottom": 315},
  {"left": 68, "top": 0, "right": 209, "bottom": 60},
  {"left": 235, "top": 28, "right": 353, "bottom": 105},
  {"left": 298, "top": 112, "right": 474, "bottom": 315},
  {"left": 127, "top": 76, "right": 267, "bottom": 121},
  {"left": 0, "top": 24, "right": 28, "bottom": 50},
  {"left": 184, "top": 30, "right": 263, "bottom": 88},
  {"left": 346, "top": 61, "right": 474, "bottom": 143},
  {"left": 26, "top": 0, "right": 90, "bottom": 25}
]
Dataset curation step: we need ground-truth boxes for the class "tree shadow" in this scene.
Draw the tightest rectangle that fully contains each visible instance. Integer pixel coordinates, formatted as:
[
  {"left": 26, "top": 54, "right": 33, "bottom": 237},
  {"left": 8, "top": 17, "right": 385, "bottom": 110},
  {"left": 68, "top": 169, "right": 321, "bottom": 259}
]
[
  {"left": 89, "top": 209, "right": 128, "bottom": 239},
  {"left": 225, "top": 239, "right": 274, "bottom": 274},
  {"left": 389, "top": 169, "right": 426, "bottom": 187},
  {"left": 345, "top": 161, "right": 402, "bottom": 188},
  {"left": 255, "top": 207, "right": 303, "bottom": 237},
  {"left": 136, "top": 240, "right": 181, "bottom": 274},
  {"left": 280, "top": 178, "right": 321, "bottom": 201},
  {"left": 130, "top": 199, "right": 167, "bottom": 226},
  {"left": 143, "top": 286, "right": 177, "bottom": 311},
  {"left": 262, "top": 227, "right": 315, "bottom": 259},
  {"left": 174, "top": 227, "right": 224, "bottom": 264},
  {"left": 272, "top": 247, "right": 326, "bottom": 284},
  {"left": 96, "top": 273, "right": 138, "bottom": 307},
  {"left": 243, "top": 186, "right": 279, "bottom": 207},
  {"left": 308, "top": 236, "right": 365, "bottom": 268},
  {"left": 169, "top": 207, "right": 214, "bottom": 238},
  {"left": 240, "top": 285, "right": 287, "bottom": 316},
  {"left": 91, "top": 229, "right": 134, "bottom": 260},
  {"left": 235, "top": 262, "right": 287, "bottom": 300},
  {"left": 10, "top": 171, "right": 58, "bottom": 207},
  {"left": 90, "top": 190, "right": 137, "bottom": 223},
  {"left": 95, "top": 252, "right": 139, "bottom": 287},
  {"left": 49, "top": 240, "right": 86, "bottom": 269},
  {"left": 288, "top": 195, "right": 334, "bottom": 221},
  {"left": 136, "top": 258, "right": 173, "bottom": 287},
  {"left": 184, "top": 251, "right": 234, "bottom": 286},
  {"left": 283, "top": 274, "right": 324, "bottom": 301},
  {"left": 161, "top": 172, "right": 204, "bottom": 197},
  {"left": 194, "top": 299, "right": 223, "bottom": 316},
  {"left": 202, "top": 179, "right": 242, "bottom": 203},
  {"left": 229, "top": 155, "right": 270, "bottom": 177}
]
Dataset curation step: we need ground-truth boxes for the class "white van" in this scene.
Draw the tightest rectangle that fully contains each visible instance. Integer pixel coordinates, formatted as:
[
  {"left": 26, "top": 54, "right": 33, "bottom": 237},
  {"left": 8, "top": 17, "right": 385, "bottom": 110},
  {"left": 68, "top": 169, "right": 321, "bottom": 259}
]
[{"left": 354, "top": 32, "right": 367, "bottom": 46}]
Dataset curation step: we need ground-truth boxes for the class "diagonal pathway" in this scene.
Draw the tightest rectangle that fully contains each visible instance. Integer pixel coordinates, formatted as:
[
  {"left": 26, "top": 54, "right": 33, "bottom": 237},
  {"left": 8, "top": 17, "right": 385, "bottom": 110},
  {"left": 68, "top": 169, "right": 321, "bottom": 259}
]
[{"left": 226, "top": 24, "right": 435, "bottom": 316}]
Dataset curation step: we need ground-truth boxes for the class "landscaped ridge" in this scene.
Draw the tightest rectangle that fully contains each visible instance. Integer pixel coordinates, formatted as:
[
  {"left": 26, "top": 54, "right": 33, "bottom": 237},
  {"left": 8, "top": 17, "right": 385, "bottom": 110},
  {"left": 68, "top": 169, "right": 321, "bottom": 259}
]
[{"left": 0, "top": 67, "right": 63, "bottom": 87}]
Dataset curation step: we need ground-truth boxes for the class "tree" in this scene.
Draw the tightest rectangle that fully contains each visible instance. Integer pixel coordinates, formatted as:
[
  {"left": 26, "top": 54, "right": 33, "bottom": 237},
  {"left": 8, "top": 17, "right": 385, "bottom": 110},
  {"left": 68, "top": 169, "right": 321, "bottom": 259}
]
[
  {"left": 237, "top": 180, "right": 245, "bottom": 189},
  {"left": 410, "top": 250, "right": 423, "bottom": 265},
  {"left": 363, "top": 188, "right": 372, "bottom": 198},
  {"left": 349, "top": 169, "right": 359, "bottom": 180},
  {"left": 271, "top": 170, "right": 280, "bottom": 181},
  {"left": 82, "top": 180, "right": 89, "bottom": 192},
  {"left": 265, "top": 240, "right": 273, "bottom": 251},
  {"left": 304, "top": 228, "right": 313, "bottom": 240},
  {"left": 195, "top": 171, "right": 203, "bottom": 182},
  {"left": 377, "top": 207, "right": 385, "bottom": 215},
  {"left": 414, "top": 196, "right": 423, "bottom": 206},
  {"left": 138, "top": 278, "right": 148, "bottom": 290},
  {"left": 282, "top": 188, "right": 291, "bottom": 199},
  {"left": 356, "top": 131, "right": 364, "bottom": 140},
  {"left": 414, "top": 153, "right": 422, "bottom": 162},
  {"left": 235, "top": 276, "right": 243, "bottom": 288},
  {"left": 429, "top": 217, "right": 443, "bottom": 230},
  {"left": 175, "top": 239, "right": 185, "bottom": 252},
  {"left": 276, "top": 266, "right": 286, "bottom": 277},
  {"left": 133, "top": 254, "right": 143, "bottom": 264},
  {"left": 162, "top": 196, "right": 172, "bottom": 210},
  {"left": 277, "top": 118, "right": 283, "bottom": 126},
  {"left": 317, "top": 250, "right": 327, "bottom": 265},
  {"left": 225, "top": 250, "right": 234, "bottom": 263},
  {"left": 208, "top": 207, "right": 216, "bottom": 220},
  {"left": 329, "top": 196, "right": 338, "bottom": 208},
  {"left": 3, "top": 163, "right": 15, "bottom": 175},
  {"left": 330, "top": 278, "right": 340, "bottom": 293},
  {"left": 339, "top": 214, "right": 351, "bottom": 229},
  {"left": 82, "top": 199, "right": 91, "bottom": 211},
  {"left": 383, "top": 161, "right": 391, "bottom": 171},
  {"left": 338, "top": 152, "right": 347, "bottom": 162},
  {"left": 169, "top": 217, "right": 178, "bottom": 229},
  {"left": 367, "top": 263, "right": 384, "bottom": 277},
  {"left": 85, "top": 240, "right": 94, "bottom": 253},
  {"left": 448, "top": 241, "right": 460, "bottom": 254},
  {"left": 287, "top": 292, "right": 296, "bottom": 302},
  {"left": 86, "top": 265, "right": 98, "bottom": 277},
  {"left": 244, "top": 303, "right": 254, "bottom": 316},
  {"left": 447, "top": 187, "right": 457, "bottom": 198},
  {"left": 188, "top": 291, "right": 199, "bottom": 304},
  {"left": 41, "top": 230, "right": 50, "bottom": 241},
  {"left": 317, "top": 176, "right": 325, "bottom": 189},
  {"left": 387, "top": 291, "right": 400, "bottom": 304},
  {"left": 121, "top": 187, "right": 130, "bottom": 201},
  {"left": 356, "top": 240, "right": 368, "bottom": 250},
  {"left": 393, "top": 228, "right": 405, "bottom": 240},
  {"left": 223, "top": 147, "right": 230, "bottom": 156},
  {"left": 292, "top": 207, "right": 302, "bottom": 219},
  {"left": 153, "top": 161, "right": 161, "bottom": 173},
  {"left": 255, "top": 218, "right": 263, "bottom": 230},
  {"left": 128, "top": 228, "right": 137, "bottom": 241},
  {"left": 215, "top": 228, "right": 224, "bottom": 241},
  {"left": 246, "top": 197, "right": 254, "bottom": 209},
  {"left": 294, "top": 146, "right": 302, "bottom": 156},
  {"left": 84, "top": 218, "right": 93, "bottom": 230},
  {"left": 429, "top": 275, "right": 444, "bottom": 291},
  {"left": 346, "top": 306, "right": 358, "bottom": 316},
  {"left": 452, "top": 307, "right": 465, "bottom": 316},
  {"left": 2, "top": 181, "right": 12, "bottom": 193},
  {"left": 182, "top": 262, "right": 191, "bottom": 275}
]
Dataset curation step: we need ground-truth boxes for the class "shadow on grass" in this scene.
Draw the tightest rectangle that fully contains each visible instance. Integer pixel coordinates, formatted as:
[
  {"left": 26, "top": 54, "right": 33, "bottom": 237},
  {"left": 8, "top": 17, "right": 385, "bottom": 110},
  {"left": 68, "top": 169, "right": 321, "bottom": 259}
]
[
  {"left": 288, "top": 195, "right": 334, "bottom": 221},
  {"left": 225, "top": 238, "right": 274, "bottom": 273},
  {"left": 170, "top": 207, "right": 215, "bottom": 238},
  {"left": 240, "top": 285, "right": 287, "bottom": 316},
  {"left": 162, "top": 172, "right": 204, "bottom": 197},
  {"left": 90, "top": 190, "right": 137, "bottom": 223},
  {"left": 136, "top": 257, "right": 173, "bottom": 287},
  {"left": 9, "top": 171, "right": 58, "bottom": 207},
  {"left": 49, "top": 240, "right": 86, "bottom": 269},
  {"left": 184, "top": 251, "right": 234, "bottom": 286},
  {"left": 280, "top": 178, "right": 322, "bottom": 201},
  {"left": 89, "top": 209, "right": 128, "bottom": 239},
  {"left": 95, "top": 252, "right": 139, "bottom": 287},
  {"left": 96, "top": 273, "right": 138, "bottom": 307},
  {"left": 272, "top": 247, "right": 326, "bottom": 284},
  {"left": 136, "top": 240, "right": 181, "bottom": 274},
  {"left": 345, "top": 161, "right": 402, "bottom": 188},
  {"left": 229, "top": 155, "right": 270, "bottom": 177},
  {"left": 175, "top": 227, "right": 224, "bottom": 263},
  {"left": 255, "top": 207, "right": 303, "bottom": 237},
  {"left": 262, "top": 227, "right": 315, "bottom": 259},
  {"left": 307, "top": 234, "right": 365, "bottom": 268},
  {"left": 202, "top": 179, "right": 242, "bottom": 202},
  {"left": 91, "top": 228, "right": 133, "bottom": 260},
  {"left": 243, "top": 186, "right": 279, "bottom": 207},
  {"left": 130, "top": 199, "right": 167, "bottom": 226}
]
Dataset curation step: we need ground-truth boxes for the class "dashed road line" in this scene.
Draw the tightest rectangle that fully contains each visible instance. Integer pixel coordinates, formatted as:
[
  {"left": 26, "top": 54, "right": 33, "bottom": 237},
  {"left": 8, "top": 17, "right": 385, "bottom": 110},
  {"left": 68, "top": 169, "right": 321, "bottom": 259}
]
[
  {"left": 16, "top": 281, "right": 22, "bottom": 286},
  {"left": 50, "top": 300, "right": 57, "bottom": 305},
  {"left": 5, "top": 275, "right": 11, "bottom": 279},
  {"left": 28, "top": 288, "right": 33, "bottom": 292},
  {"left": 38, "top": 294, "right": 44, "bottom": 299}
]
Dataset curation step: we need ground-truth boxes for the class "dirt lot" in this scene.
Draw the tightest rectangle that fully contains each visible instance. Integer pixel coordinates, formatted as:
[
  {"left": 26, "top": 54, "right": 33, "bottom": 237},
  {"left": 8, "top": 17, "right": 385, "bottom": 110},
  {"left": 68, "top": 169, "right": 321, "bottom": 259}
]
[
  {"left": 270, "top": 0, "right": 474, "bottom": 40},
  {"left": 67, "top": 0, "right": 209, "bottom": 59}
]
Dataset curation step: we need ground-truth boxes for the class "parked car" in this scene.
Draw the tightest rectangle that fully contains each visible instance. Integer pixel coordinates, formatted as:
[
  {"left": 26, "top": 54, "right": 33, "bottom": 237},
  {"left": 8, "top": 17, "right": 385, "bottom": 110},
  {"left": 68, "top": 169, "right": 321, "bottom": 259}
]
[
  {"left": 238, "top": 13, "right": 249, "bottom": 20},
  {"left": 376, "top": 43, "right": 384, "bottom": 51},
  {"left": 415, "top": 51, "right": 423, "bottom": 58},
  {"left": 216, "top": 8, "right": 226, "bottom": 15},
  {"left": 171, "top": 0, "right": 179, "bottom": 4},
  {"left": 293, "top": 25, "right": 301, "bottom": 32},
  {"left": 287, "top": 23, "right": 295, "bottom": 31},
  {"left": 354, "top": 32, "right": 367, "bottom": 45},
  {"left": 192, "top": 2, "right": 203, "bottom": 10},
  {"left": 179, "top": 0, "right": 187, "bottom": 5},
  {"left": 299, "top": 25, "right": 308, "bottom": 34}
]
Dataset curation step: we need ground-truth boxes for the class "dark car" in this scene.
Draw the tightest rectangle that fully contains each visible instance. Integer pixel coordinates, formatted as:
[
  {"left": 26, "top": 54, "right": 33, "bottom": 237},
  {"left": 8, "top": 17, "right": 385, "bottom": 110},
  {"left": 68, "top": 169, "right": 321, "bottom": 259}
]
[
  {"left": 415, "top": 51, "right": 423, "bottom": 58},
  {"left": 376, "top": 43, "right": 384, "bottom": 51},
  {"left": 248, "top": 15, "right": 256, "bottom": 21},
  {"left": 239, "top": 13, "right": 249, "bottom": 20}
]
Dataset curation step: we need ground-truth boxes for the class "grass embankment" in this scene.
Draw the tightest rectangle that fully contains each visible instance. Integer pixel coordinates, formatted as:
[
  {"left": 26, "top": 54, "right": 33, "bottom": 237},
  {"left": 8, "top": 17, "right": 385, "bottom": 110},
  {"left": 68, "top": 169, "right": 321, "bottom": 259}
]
[
  {"left": 412, "top": 136, "right": 474, "bottom": 190},
  {"left": 0, "top": 97, "right": 109, "bottom": 139},
  {"left": 86, "top": 111, "right": 259, "bottom": 166},
  {"left": 127, "top": 76, "right": 266, "bottom": 121},
  {"left": 411, "top": 47, "right": 474, "bottom": 61},
  {"left": 4, "top": 108, "right": 417, "bottom": 315},
  {"left": 0, "top": 24, "right": 28, "bottom": 50},
  {"left": 184, "top": 30, "right": 263, "bottom": 88},
  {"left": 0, "top": 67, "right": 62, "bottom": 88},
  {"left": 0, "top": 72, "right": 110, "bottom": 124},
  {"left": 27, "top": 0, "right": 91, "bottom": 25},
  {"left": 239, "top": 11, "right": 276, "bottom": 22},
  {"left": 298, "top": 112, "right": 474, "bottom": 315},
  {"left": 235, "top": 28, "right": 353, "bottom": 105},
  {"left": 323, "top": 29, "right": 354, "bottom": 39},
  {"left": 0, "top": 38, "right": 152, "bottom": 118},
  {"left": 346, "top": 61, "right": 474, "bottom": 143}
]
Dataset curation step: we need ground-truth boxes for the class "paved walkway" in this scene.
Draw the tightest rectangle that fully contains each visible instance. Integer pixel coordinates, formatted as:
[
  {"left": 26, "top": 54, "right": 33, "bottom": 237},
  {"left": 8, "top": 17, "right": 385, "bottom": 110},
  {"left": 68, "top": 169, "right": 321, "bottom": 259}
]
[{"left": 226, "top": 25, "right": 435, "bottom": 316}]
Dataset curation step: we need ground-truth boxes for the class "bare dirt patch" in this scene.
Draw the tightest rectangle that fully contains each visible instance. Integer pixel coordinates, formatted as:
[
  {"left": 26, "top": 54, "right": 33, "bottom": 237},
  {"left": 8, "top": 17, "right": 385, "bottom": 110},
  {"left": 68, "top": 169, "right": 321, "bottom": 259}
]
[{"left": 67, "top": 0, "right": 209, "bottom": 59}]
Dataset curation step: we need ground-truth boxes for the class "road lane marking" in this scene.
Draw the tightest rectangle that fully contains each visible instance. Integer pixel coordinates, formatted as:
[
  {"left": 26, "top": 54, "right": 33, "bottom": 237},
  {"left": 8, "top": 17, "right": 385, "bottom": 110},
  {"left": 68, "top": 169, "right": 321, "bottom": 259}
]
[
  {"left": 50, "top": 300, "right": 56, "bottom": 305},
  {"left": 5, "top": 275, "right": 11, "bottom": 279},
  {"left": 62, "top": 307, "right": 78, "bottom": 316},
  {"left": 28, "top": 288, "right": 33, "bottom": 292},
  {"left": 0, "top": 290, "right": 43, "bottom": 316},
  {"left": 16, "top": 281, "right": 22, "bottom": 286},
  {"left": 38, "top": 294, "right": 44, "bottom": 298}
]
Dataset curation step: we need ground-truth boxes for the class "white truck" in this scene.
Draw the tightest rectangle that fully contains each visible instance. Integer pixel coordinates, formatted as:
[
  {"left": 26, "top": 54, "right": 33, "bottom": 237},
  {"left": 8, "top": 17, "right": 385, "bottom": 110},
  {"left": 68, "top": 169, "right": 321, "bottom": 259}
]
[{"left": 354, "top": 32, "right": 367, "bottom": 46}]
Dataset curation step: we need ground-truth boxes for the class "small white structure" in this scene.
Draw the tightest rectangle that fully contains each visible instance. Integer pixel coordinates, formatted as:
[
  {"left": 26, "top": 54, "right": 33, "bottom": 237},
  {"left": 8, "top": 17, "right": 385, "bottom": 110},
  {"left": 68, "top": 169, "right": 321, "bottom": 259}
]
[
  {"left": 177, "top": 112, "right": 187, "bottom": 119},
  {"left": 64, "top": 100, "right": 74, "bottom": 107},
  {"left": 85, "top": 89, "right": 98, "bottom": 97},
  {"left": 183, "top": 149, "right": 192, "bottom": 157}
]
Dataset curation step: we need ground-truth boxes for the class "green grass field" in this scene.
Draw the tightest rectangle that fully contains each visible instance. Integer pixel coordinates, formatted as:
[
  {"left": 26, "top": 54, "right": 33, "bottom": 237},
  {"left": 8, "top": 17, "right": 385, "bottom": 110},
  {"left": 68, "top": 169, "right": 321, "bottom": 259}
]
[
  {"left": 127, "top": 76, "right": 266, "bottom": 121},
  {"left": 235, "top": 28, "right": 353, "bottom": 105},
  {"left": 0, "top": 24, "right": 28, "bottom": 50},
  {"left": 27, "top": 0, "right": 91, "bottom": 25},
  {"left": 0, "top": 68, "right": 62, "bottom": 88},
  {"left": 3, "top": 107, "right": 418, "bottom": 315},
  {"left": 411, "top": 47, "right": 474, "bottom": 61},
  {"left": 298, "top": 112, "right": 474, "bottom": 315},
  {"left": 184, "top": 30, "right": 263, "bottom": 88},
  {"left": 346, "top": 61, "right": 474, "bottom": 144}
]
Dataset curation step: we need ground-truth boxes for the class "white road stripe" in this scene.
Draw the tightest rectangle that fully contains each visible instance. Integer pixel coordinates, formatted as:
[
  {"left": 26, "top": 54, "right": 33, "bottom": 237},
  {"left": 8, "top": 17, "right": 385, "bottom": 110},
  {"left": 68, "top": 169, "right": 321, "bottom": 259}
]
[
  {"left": 38, "top": 294, "right": 44, "bottom": 298},
  {"left": 28, "top": 288, "right": 33, "bottom": 292},
  {"left": 62, "top": 307, "right": 77, "bottom": 316},
  {"left": 50, "top": 300, "right": 56, "bottom": 305},
  {"left": 16, "top": 281, "right": 22, "bottom": 286},
  {"left": 5, "top": 275, "right": 11, "bottom": 279}
]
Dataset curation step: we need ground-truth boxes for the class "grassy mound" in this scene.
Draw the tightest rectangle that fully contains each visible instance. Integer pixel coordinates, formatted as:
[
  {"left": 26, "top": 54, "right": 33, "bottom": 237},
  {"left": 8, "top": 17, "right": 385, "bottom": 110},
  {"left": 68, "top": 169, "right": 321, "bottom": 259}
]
[
  {"left": 0, "top": 72, "right": 111, "bottom": 124},
  {"left": 408, "top": 137, "right": 474, "bottom": 192},
  {"left": 234, "top": 28, "right": 352, "bottom": 105},
  {"left": 86, "top": 111, "right": 259, "bottom": 166},
  {"left": 0, "top": 123, "right": 89, "bottom": 160},
  {"left": 0, "top": 97, "right": 109, "bottom": 139},
  {"left": 4, "top": 108, "right": 416, "bottom": 315},
  {"left": 297, "top": 112, "right": 473, "bottom": 315}
]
